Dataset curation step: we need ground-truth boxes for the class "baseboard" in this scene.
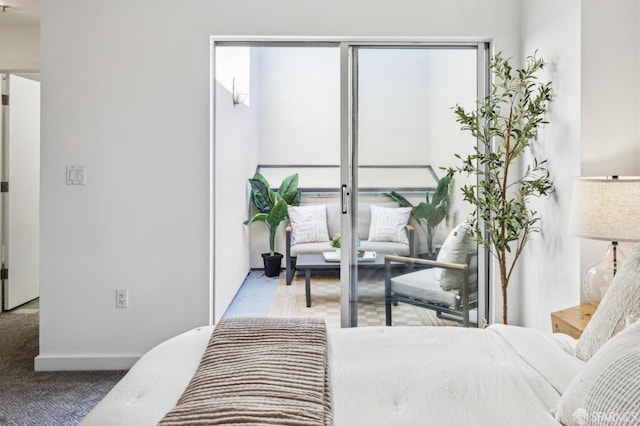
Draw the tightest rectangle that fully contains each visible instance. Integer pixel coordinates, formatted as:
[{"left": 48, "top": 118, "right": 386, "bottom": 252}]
[{"left": 34, "top": 354, "right": 139, "bottom": 371}]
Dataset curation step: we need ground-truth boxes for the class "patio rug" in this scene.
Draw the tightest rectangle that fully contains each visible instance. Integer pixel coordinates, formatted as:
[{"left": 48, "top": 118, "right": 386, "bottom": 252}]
[{"left": 269, "top": 272, "right": 459, "bottom": 328}]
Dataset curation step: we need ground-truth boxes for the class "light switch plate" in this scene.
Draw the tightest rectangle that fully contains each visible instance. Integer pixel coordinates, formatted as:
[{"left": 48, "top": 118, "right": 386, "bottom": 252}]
[{"left": 66, "top": 165, "right": 86, "bottom": 185}]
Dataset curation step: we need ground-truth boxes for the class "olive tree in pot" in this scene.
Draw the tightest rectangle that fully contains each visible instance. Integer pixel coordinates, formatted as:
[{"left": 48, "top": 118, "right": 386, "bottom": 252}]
[
  {"left": 447, "top": 51, "right": 554, "bottom": 324},
  {"left": 244, "top": 172, "right": 301, "bottom": 277},
  {"left": 386, "top": 172, "right": 453, "bottom": 259}
]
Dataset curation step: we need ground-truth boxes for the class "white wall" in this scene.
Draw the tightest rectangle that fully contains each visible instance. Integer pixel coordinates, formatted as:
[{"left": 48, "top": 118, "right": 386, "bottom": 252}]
[
  {"left": 39, "top": 1, "right": 213, "bottom": 370},
  {"left": 580, "top": 0, "right": 640, "bottom": 301},
  {"left": 581, "top": 0, "right": 639, "bottom": 177},
  {"left": 257, "top": 47, "right": 340, "bottom": 165},
  {"left": 427, "top": 50, "right": 478, "bottom": 238},
  {"left": 358, "top": 49, "right": 432, "bottom": 165},
  {"left": 248, "top": 47, "right": 341, "bottom": 267},
  {"left": 0, "top": 26, "right": 39, "bottom": 71},
  {"left": 39, "top": 0, "right": 522, "bottom": 370},
  {"left": 520, "top": 0, "right": 582, "bottom": 329},
  {"left": 518, "top": 0, "right": 640, "bottom": 329},
  {"left": 214, "top": 46, "right": 260, "bottom": 322},
  {"left": 357, "top": 48, "right": 478, "bottom": 250}
]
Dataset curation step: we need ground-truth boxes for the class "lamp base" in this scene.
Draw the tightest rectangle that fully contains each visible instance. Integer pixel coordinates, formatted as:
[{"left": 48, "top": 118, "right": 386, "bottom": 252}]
[{"left": 583, "top": 242, "right": 625, "bottom": 306}]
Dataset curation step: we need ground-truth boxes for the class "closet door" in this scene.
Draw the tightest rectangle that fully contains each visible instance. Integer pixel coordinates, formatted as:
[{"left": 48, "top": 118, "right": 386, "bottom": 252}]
[{"left": 1, "top": 74, "right": 40, "bottom": 311}]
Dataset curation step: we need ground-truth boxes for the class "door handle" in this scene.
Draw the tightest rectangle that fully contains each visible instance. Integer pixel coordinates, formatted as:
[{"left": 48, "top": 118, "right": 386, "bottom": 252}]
[{"left": 341, "top": 184, "right": 349, "bottom": 214}]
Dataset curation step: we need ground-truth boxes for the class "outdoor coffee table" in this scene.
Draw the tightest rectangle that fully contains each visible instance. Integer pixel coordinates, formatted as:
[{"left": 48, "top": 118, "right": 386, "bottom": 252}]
[{"left": 295, "top": 252, "right": 393, "bottom": 307}]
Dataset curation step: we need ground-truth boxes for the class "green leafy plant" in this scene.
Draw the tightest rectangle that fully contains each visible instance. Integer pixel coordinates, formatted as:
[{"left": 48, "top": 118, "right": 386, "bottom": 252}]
[
  {"left": 330, "top": 234, "right": 341, "bottom": 249},
  {"left": 386, "top": 172, "right": 453, "bottom": 256},
  {"left": 244, "top": 172, "right": 301, "bottom": 255},
  {"left": 447, "top": 51, "right": 554, "bottom": 324}
]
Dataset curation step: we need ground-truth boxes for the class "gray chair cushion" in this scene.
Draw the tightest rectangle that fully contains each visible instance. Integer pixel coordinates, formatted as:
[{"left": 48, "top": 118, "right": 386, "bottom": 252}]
[
  {"left": 290, "top": 241, "right": 333, "bottom": 256},
  {"left": 360, "top": 240, "right": 410, "bottom": 256},
  {"left": 390, "top": 268, "right": 458, "bottom": 308},
  {"left": 291, "top": 241, "right": 409, "bottom": 257}
]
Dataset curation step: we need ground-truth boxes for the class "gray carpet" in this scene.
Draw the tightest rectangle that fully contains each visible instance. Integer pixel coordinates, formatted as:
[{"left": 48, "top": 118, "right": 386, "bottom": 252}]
[{"left": 0, "top": 312, "right": 126, "bottom": 426}]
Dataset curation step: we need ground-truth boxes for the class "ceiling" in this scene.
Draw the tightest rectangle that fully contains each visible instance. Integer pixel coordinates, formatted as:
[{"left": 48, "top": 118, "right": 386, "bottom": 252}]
[{"left": 0, "top": 0, "right": 40, "bottom": 26}]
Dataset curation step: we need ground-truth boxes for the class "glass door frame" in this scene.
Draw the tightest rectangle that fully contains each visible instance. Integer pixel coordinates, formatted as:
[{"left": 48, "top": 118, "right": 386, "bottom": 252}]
[
  {"left": 210, "top": 36, "right": 490, "bottom": 327},
  {"left": 339, "top": 41, "right": 490, "bottom": 327}
]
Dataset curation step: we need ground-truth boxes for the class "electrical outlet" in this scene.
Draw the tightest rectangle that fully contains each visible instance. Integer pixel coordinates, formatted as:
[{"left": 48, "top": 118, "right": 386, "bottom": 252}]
[{"left": 116, "top": 289, "right": 129, "bottom": 308}]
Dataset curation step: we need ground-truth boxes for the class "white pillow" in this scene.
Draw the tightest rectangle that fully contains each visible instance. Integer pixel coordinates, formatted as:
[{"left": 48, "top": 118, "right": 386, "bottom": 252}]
[
  {"left": 367, "top": 205, "right": 412, "bottom": 245},
  {"left": 575, "top": 242, "right": 640, "bottom": 361},
  {"left": 288, "top": 205, "right": 330, "bottom": 244},
  {"left": 436, "top": 222, "right": 476, "bottom": 291},
  {"left": 555, "top": 320, "right": 640, "bottom": 425}
]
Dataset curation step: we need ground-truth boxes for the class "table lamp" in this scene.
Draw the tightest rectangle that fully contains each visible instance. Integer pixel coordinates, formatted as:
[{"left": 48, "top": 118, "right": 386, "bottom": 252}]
[{"left": 569, "top": 176, "right": 640, "bottom": 305}]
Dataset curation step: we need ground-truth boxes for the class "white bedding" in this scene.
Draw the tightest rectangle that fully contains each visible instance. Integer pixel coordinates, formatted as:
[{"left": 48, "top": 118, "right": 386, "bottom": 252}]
[{"left": 81, "top": 324, "right": 583, "bottom": 426}]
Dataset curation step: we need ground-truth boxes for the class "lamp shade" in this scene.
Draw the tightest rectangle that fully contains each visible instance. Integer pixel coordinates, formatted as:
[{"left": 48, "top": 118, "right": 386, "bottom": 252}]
[{"left": 570, "top": 176, "right": 640, "bottom": 242}]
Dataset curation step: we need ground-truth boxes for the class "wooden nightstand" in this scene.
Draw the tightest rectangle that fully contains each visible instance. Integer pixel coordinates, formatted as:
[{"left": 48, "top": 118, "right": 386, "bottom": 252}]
[{"left": 551, "top": 304, "right": 596, "bottom": 339}]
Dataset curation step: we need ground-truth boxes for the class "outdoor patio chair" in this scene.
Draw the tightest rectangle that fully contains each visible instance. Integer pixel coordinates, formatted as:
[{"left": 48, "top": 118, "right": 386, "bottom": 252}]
[{"left": 384, "top": 250, "right": 478, "bottom": 327}]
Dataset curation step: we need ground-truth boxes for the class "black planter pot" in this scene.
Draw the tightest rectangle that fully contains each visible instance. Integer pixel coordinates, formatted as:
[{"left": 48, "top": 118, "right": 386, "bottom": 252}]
[{"left": 262, "top": 252, "right": 283, "bottom": 277}]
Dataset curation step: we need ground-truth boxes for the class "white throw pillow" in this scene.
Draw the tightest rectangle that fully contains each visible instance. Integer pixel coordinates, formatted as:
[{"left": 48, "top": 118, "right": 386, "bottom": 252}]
[
  {"left": 575, "top": 242, "right": 640, "bottom": 361},
  {"left": 367, "top": 205, "right": 412, "bottom": 245},
  {"left": 436, "top": 222, "right": 476, "bottom": 291},
  {"left": 555, "top": 320, "right": 640, "bottom": 426},
  {"left": 288, "top": 205, "right": 330, "bottom": 244}
]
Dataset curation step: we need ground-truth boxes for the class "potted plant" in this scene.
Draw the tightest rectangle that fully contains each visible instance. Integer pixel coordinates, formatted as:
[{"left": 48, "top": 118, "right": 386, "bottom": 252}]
[
  {"left": 244, "top": 172, "right": 301, "bottom": 277},
  {"left": 386, "top": 172, "right": 453, "bottom": 259},
  {"left": 330, "top": 234, "right": 341, "bottom": 256},
  {"left": 447, "top": 51, "right": 554, "bottom": 324}
]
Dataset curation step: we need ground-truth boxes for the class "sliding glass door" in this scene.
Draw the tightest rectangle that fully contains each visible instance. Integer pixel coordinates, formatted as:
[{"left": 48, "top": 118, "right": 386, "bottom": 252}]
[
  {"left": 212, "top": 39, "right": 488, "bottom": 327},
  {"left": 340, "top": 43, "right": 488, "bottom": 327}
]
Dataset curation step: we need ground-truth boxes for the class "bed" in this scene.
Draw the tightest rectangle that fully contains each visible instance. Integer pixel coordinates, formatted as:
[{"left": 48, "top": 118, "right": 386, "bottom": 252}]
[
  {"left": 79, "top": 320, "right": 640, "bottom": 426},
  {"left": 81, "top": 244, "right": 640, "bottom": 426}
]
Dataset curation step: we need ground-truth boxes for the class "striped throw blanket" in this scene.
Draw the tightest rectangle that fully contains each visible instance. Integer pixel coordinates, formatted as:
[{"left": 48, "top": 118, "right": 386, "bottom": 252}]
[{"left": 159, "top": 317, "right": 333, "bottom": 425}]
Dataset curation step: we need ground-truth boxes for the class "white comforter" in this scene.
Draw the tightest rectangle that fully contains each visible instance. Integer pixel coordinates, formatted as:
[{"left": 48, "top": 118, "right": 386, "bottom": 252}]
[{"left": 81, "top": 324, "right": 584, "bottom": 426}]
